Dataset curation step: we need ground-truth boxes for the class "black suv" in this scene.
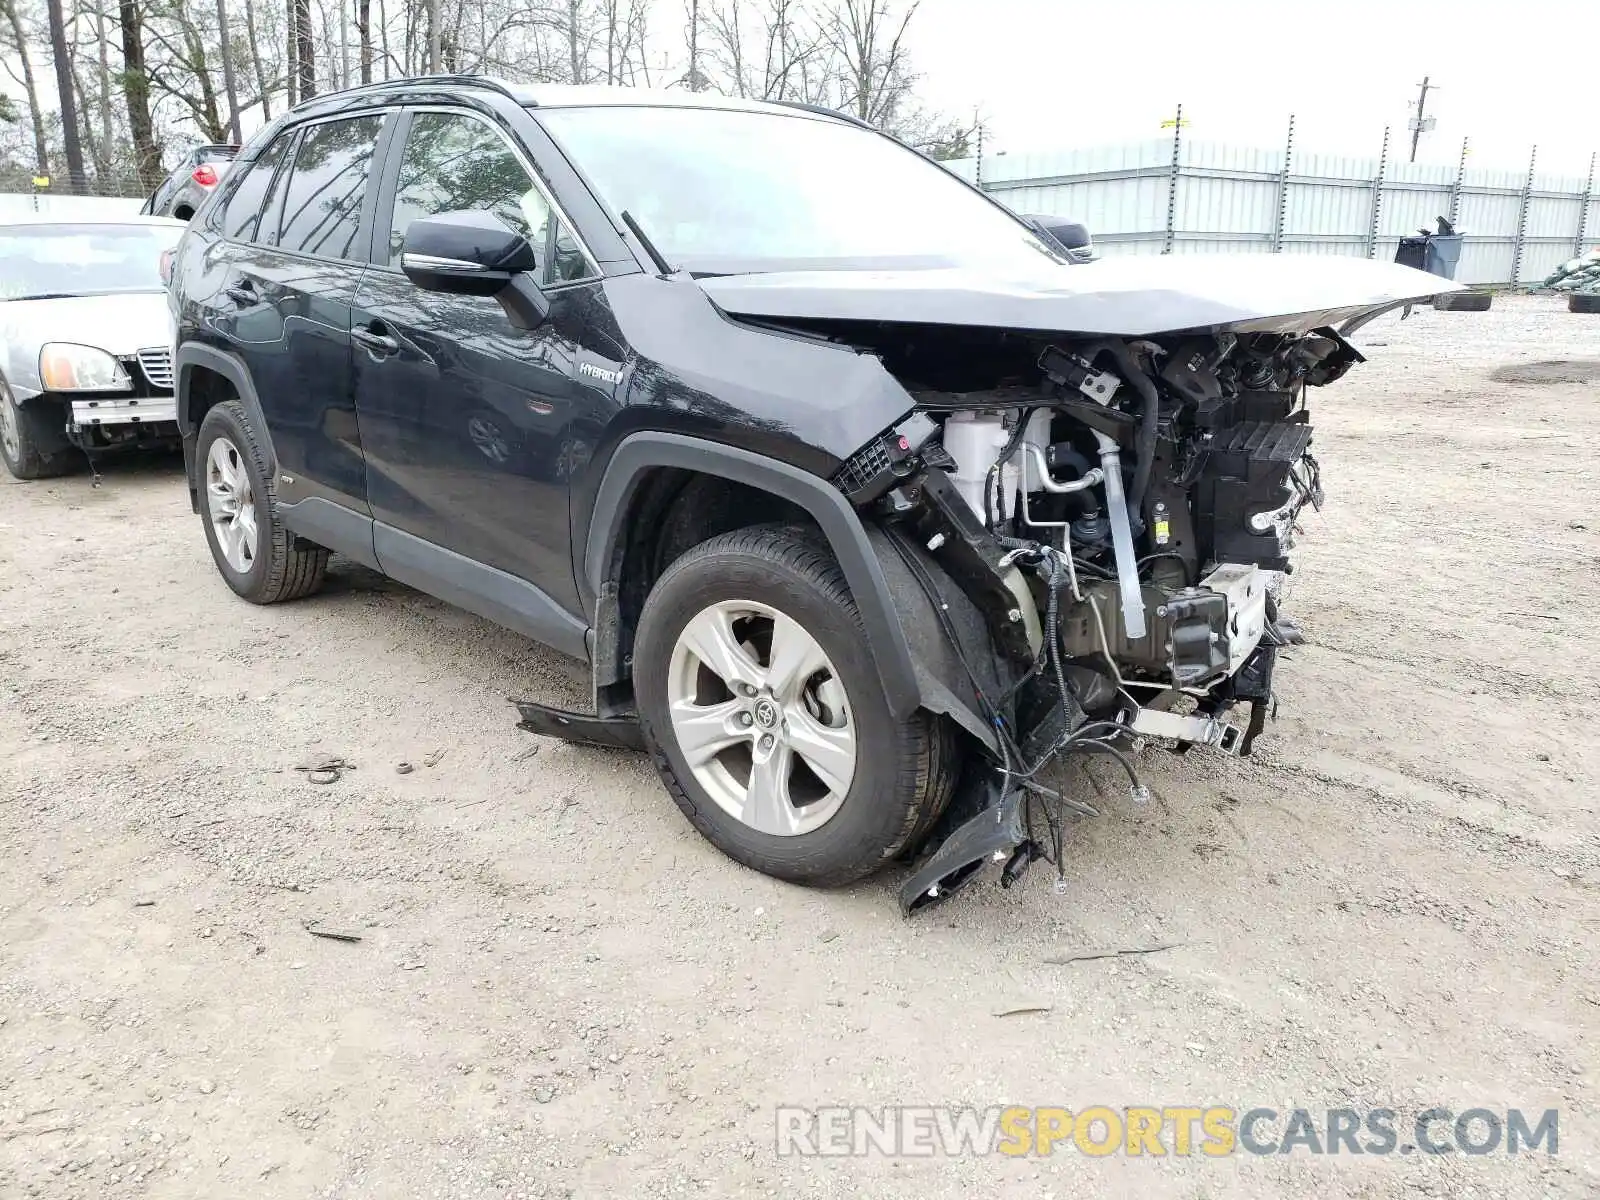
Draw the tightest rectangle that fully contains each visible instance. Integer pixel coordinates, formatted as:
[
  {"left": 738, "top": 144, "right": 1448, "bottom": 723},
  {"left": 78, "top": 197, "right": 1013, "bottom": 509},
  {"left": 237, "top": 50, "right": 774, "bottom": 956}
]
[{"left": 170, "top": 76, "right": 1439, "bottom": 911}]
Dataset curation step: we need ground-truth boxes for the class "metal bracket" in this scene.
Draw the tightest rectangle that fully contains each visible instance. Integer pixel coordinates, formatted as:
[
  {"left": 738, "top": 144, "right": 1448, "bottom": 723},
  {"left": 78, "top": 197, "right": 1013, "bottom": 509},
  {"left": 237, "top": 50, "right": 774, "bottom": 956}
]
[{"left": 1127, "top": 707, "right": 1246, "bottom": 756}]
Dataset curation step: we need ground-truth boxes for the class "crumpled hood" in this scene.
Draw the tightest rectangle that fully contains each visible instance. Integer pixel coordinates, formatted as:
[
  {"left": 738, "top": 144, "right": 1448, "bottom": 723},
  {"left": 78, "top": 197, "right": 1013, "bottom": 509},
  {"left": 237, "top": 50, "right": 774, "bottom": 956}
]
[{"left": 699, "top": 254, "right": 1462, "bottom": 337}]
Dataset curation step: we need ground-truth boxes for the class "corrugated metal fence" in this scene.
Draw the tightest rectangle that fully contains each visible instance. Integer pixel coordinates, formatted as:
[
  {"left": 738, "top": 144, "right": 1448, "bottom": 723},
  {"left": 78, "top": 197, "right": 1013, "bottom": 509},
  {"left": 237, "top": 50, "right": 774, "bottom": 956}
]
[{"left": 946, "top": 135, "right": 1599, "bottom": 286}]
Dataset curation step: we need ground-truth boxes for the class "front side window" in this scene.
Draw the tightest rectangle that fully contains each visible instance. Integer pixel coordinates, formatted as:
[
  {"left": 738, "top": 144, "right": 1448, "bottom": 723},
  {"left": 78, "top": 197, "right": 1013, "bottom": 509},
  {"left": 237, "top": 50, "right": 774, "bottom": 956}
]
[
  {"left": 387, "top": 111, "right": 594, "bottom": 286},
  {"left": 277, "top": 115, "right": 384, "bottom": 260},
  {"left": 536, "top": 105, "right": 1063, "bottom": 275},
  {"left": 218, "top": 132, "right": 292, "bottom": 243}
]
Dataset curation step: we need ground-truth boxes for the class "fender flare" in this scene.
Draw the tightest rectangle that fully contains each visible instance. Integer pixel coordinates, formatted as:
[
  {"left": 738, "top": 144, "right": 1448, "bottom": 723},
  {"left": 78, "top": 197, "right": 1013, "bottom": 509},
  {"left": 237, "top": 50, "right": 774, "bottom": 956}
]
[
  {"left": 174, "top": 343, "right": 275, "bottom": 460},
  {"left": 174, "top": 343, "right": 277, "bottom": 511},
  {"left": 583, "top": 432, "right": 923, "bottom": 720}
]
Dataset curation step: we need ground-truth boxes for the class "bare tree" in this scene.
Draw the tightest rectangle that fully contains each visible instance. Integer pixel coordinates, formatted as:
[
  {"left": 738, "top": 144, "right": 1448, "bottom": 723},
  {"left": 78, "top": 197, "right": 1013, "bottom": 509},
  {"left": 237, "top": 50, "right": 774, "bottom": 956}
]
[
  {"left": 294, "top": 0, "right": 315, "bottom": 98},
  {"left": 44, "top": 0, "right": 87, "bottom": 187},
  {"left": 703, "top": 0, "right": 825, "bottom": 101},
  {"left": 116, "top": 0, "right": 159, "bottom": 185},
  {"left": 820, "top": 0, "right": 916, "bottom": 128},
  {"left": 243, "top": 0, "right": 272, "bottom": 119},
  {"left": 0, "top": 0, "right": 52, "bottom": 175},
  {"left": 356, "top": 0, "right": 371, "bottom": 83},
  {"left": 214, "top": 0, "right": 239, "bottom": 139},
  {"left": 92, "top": 2, "right": 113, "bottom": 165}
]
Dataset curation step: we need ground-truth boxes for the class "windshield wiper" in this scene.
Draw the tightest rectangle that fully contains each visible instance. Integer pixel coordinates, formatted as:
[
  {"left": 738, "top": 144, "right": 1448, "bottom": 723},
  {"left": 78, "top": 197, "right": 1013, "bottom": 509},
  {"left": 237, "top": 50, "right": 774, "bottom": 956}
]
[
  {"left": 619, "top": 210, "right": 678, "bottom": 277},
  {"left": 4, "top": 292, "right": 80, "bottom": 301}
]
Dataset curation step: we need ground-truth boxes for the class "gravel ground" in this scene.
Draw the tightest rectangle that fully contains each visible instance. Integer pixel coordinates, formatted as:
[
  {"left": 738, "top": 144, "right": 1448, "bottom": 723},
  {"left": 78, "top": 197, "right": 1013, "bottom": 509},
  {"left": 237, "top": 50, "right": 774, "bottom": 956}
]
[{"left": 1, "top": 295, "right": 1595, "bottom": 1199}]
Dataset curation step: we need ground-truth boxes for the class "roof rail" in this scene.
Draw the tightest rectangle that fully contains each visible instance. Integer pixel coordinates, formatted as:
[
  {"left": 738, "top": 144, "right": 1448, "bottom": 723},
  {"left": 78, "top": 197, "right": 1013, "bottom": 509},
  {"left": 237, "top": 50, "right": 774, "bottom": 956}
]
[
  {"left": 289, "top": 73, "right": 522, "bottom": 111},
  {"left": 769, "top": 100, "right": 872, "bottom": 131}
]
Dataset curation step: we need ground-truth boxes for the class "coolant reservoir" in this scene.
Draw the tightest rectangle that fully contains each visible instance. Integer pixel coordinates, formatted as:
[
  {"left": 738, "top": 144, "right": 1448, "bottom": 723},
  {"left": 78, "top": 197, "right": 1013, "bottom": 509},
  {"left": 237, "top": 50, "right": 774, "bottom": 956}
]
[{"left": 942, "top": 413, "right": 1010, "bottom": 521}]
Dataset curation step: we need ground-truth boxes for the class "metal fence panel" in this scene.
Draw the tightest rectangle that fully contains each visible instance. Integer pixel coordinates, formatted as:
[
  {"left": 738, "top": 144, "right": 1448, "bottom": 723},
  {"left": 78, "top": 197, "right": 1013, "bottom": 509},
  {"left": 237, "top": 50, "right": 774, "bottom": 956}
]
[{"left": 944, "top": 132, "right": 1593, "bottom": 285}]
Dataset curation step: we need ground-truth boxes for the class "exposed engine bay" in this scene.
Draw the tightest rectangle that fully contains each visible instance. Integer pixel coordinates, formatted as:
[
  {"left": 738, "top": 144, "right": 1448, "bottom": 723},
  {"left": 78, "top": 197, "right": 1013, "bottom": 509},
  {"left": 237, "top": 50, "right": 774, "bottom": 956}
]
[{"left": 823, "top": 322, "right": 1362, "bottom": 911}]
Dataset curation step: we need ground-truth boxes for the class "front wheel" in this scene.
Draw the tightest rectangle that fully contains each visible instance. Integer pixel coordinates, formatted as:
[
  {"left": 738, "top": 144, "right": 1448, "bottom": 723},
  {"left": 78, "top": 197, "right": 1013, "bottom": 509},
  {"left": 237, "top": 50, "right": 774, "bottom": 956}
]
[{"left": 634, "top": 526, "right": 956, "bottom": 887}]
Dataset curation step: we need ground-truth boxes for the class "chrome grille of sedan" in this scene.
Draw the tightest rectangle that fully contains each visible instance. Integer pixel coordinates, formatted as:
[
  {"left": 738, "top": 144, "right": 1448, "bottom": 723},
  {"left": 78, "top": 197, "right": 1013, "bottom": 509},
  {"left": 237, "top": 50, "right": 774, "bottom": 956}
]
[{"left": 136, "top": 346, "right": 175, "bottom": 391}]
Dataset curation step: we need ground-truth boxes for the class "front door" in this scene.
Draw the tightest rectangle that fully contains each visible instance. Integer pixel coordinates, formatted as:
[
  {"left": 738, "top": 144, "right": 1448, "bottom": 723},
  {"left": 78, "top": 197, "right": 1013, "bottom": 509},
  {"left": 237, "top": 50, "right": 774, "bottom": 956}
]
[{"left": 350, "top": 108, "right": 620, "bottom": 613}]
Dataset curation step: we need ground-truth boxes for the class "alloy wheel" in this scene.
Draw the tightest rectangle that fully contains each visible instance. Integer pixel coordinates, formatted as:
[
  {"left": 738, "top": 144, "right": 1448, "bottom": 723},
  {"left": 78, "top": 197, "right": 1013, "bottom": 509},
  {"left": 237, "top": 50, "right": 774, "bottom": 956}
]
[
  {"left": 666, "top": 599, "right": 857, "bottom": 836},
  {"left": 205, "top": 436, "right": 259, "bottom": 573},
  {"left": 0, "top": 389, "right": 20, "bottom": 464}
]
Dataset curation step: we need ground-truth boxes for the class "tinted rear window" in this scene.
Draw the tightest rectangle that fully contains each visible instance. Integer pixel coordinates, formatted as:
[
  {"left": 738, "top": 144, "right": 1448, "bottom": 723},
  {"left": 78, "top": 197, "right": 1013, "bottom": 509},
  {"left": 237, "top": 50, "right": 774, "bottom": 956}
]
[{"left": 219, "top": 133, "right": 292, "bottom": 243}]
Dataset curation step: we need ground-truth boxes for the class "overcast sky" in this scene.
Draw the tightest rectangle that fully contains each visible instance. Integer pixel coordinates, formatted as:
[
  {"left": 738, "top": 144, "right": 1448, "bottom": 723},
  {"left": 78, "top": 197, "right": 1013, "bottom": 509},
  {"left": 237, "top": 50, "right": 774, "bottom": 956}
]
[
  {"left": 3, "top": 0, "right": 1594, "bottom": 179},
  {"left": 909, "top": 0, "right": 1599, "bottom": 177}
]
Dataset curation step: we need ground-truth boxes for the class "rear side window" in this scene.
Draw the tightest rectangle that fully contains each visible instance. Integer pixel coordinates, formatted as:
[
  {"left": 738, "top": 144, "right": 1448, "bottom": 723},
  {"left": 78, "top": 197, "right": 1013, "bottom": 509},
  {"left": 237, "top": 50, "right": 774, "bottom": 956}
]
[
  {"left": 385, "top": 111, "right": 594, "bottom": 286},
  {"left": 277, "top": 115, "right": 384, "bottom": 261},
  {"left": 218, "top": 133, "right": 292, "bottom": 243}
]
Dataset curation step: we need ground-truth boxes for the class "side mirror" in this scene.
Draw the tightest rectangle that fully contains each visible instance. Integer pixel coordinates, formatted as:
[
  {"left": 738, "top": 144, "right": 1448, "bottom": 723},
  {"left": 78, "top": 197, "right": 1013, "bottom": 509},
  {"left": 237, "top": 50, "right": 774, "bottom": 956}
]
[
  {"left": 400, "top": 210, "right": 550, "bottom": 328},
  {"left": 1024, "top": 214, "right": 1094, "bottom": 260}
]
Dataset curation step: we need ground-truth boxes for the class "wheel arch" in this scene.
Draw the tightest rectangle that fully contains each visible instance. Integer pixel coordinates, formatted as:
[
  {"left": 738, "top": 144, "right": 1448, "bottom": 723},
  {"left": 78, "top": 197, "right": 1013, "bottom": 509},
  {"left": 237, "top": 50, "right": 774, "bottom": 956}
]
[
  {"left": 175, "top": 344, "right": 275, "bottom": 511},
  {"left": 583, "top": 432, "right": 922, "bottom": 722}
]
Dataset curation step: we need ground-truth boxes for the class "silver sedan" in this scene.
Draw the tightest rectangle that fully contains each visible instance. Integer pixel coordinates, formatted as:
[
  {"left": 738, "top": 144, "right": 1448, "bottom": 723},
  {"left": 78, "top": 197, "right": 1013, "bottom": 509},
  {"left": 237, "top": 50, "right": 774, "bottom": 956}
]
[{"left": 0, "top": 213, "right": 186, "bottom": 479}]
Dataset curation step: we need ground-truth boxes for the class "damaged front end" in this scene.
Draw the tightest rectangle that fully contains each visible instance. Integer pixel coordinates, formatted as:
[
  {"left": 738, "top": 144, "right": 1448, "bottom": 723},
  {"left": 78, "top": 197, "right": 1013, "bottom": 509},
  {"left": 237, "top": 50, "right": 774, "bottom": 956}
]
[{"left": 816, "top": 320, "right": 1362, "bottom": 913}]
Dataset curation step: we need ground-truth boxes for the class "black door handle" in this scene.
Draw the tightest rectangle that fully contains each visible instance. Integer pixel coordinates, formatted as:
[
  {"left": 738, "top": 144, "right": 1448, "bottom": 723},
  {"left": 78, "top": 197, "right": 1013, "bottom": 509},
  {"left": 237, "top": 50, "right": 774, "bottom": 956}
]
[
  {"left": 224, "top": 282, "right": 256, "bottom": 305},
  {"left": 351, "top": 325, "right": 399, "bottom": 356}
]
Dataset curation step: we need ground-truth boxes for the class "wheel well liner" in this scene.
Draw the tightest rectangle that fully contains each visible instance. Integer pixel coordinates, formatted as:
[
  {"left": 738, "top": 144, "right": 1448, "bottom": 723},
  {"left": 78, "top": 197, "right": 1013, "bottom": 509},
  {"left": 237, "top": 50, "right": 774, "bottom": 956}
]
[{"left": 584, "top": 432, "right": 921, "bottom": 719}]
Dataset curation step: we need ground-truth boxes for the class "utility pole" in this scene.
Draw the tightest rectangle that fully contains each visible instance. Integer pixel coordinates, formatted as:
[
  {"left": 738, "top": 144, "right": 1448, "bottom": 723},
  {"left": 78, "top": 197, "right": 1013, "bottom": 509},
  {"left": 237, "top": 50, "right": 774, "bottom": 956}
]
[
  {"left": 1408, "top": 75, "right": 1437, "bottom": 163},
  {"left": 427, "top": 0, "right": 441, "bottom": 73}
]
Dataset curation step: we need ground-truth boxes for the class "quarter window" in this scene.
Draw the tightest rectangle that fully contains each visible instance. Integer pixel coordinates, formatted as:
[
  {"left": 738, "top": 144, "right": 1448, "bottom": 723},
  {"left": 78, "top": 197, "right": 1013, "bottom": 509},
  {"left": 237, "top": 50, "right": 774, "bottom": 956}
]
[
  {"left": 218, "top": 132, "right": 292, "bottom": 243},
  {"left": 277, "top": 115, "right": 384, "bottom": 260},
  {"left": 387, "top": 112, "right": 594, "bottom": 286}
]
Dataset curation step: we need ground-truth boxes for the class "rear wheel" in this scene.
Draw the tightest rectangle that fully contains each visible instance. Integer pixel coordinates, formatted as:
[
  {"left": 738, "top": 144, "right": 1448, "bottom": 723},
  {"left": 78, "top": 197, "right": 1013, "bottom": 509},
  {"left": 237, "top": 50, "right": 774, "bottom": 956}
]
[
  {"left": 0, "top": 380, "right": 73, "bottom": 481},
  {"left": 634, "top": 526, "right": 956, "bottom": 887},
  {"left": 196, "top": 400, "right": 328, "bottom": 603}
]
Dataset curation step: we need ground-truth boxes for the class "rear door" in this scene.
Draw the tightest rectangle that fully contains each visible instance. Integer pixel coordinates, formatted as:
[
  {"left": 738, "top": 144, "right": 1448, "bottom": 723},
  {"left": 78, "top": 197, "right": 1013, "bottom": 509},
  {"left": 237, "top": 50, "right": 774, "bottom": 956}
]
[{"left": 206, "top": 112, "right": 389, "bottom": 516}]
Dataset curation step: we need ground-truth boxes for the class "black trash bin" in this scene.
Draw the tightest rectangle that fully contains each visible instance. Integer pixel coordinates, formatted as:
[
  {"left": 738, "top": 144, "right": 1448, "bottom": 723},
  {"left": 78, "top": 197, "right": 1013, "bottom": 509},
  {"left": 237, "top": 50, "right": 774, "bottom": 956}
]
[
  {"left": 1395, "top": 236, "right": 1429, "bottom": 271},
  {"left": 1394, "top": 217, "right": 1462, "bottom": 280}
]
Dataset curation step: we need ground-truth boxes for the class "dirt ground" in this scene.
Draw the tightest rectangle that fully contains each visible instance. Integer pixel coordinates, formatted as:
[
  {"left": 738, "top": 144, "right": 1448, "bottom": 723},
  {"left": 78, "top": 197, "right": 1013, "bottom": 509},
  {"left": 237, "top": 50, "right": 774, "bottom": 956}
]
[{"left": 1, "top": 295, "right": 1595, "bottom": 1198}]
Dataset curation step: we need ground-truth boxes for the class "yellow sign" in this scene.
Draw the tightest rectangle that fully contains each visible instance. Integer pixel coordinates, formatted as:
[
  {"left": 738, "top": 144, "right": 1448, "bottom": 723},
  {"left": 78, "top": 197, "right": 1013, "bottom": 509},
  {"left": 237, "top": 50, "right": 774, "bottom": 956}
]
[
  {"left": 1160, "top": 118, "right": 1190, "bottom": 130},
  {"left": 32, "top": 175, "right": 50, "bottom": 188}
]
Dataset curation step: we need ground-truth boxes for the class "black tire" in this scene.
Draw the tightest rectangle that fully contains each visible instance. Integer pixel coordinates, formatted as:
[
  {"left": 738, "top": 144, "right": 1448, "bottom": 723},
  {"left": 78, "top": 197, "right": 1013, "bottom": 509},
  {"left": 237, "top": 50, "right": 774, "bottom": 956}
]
[
  {"left": 1569, "top": 293, "right": 1600, "bottom": 314},
  {"left": 195, "top": 399, "right": 329, "bottom": 603},
  {"left": 634, "top": 525, "right": 958, "bottom": 887},
  {"left": 1434, "top": 291, "right": 1492, "bottom": 312},
  {"left": 0, "top": 379, "right": 74, "bottom": 481}
]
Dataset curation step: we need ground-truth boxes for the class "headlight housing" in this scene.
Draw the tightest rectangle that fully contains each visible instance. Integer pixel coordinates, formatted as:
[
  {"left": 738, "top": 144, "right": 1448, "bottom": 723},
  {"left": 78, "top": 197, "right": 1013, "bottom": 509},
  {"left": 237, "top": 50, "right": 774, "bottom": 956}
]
[{"left": 39, "top": 343, "right": 132, "bottom": 392}]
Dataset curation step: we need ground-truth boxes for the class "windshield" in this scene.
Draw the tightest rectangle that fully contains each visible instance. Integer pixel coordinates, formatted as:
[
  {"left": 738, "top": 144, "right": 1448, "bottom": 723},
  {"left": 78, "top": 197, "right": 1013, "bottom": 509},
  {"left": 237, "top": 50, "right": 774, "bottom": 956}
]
[
  {"left": 536, "top": 105, "right": 1065, "bottom": 275},
  {"left": 0, "top": 223, "right": 178, "bottom": 300}
]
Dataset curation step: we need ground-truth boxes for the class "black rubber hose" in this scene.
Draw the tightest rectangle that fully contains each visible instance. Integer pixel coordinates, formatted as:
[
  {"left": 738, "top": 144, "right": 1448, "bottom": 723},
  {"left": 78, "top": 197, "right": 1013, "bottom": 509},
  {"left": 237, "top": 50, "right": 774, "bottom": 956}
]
[{"left": 1099, "top": 340, "right": 1160, "bottom": 520}]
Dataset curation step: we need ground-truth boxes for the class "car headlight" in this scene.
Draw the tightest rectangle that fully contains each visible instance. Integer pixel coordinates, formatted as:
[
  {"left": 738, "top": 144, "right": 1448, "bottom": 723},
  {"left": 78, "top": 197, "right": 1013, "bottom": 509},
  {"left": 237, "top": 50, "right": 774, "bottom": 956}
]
[{"left": 39, "top": 343, "right": 132, "bottom": 392}]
